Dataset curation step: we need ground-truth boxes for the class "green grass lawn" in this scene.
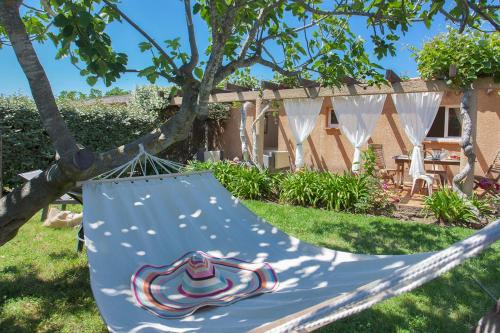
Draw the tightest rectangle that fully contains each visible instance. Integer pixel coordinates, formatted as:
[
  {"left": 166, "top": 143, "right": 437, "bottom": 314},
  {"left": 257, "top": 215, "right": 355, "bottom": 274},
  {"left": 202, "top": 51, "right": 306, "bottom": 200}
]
[{"left": 1, "top": 202, "right": 498, "bottom": 333}]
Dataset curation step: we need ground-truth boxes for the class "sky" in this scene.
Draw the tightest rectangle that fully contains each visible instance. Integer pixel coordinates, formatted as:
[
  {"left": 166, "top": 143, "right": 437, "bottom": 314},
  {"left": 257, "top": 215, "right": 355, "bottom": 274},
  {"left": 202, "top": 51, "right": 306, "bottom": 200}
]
[{"left": 0, "top": 1, "right": 451, "bottom": 96}]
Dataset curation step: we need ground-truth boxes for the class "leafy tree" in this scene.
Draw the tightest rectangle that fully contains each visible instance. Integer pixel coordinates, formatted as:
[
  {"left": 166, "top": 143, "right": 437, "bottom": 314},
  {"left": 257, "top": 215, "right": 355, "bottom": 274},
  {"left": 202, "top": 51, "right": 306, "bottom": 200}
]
[
  {"left": 88, "top": 88, "right": 103, "bottom": 98},
  {"left": 58, "top": 90, "right": 86, "bottom": 100},
  {"left": 0, "top": 0, "right": 498, "bottom": 245},
  {"left": 220, "top": 68, "right": 260, "bottom": 90},
  {"left": 414, "top": 29, "right": 499, "bottom": 196},
  {"left": 105, "top": 87, "right": 129, "bottom": 96},
  {"left": 414, "top": 29, "right": 499, "bottom": 88}
]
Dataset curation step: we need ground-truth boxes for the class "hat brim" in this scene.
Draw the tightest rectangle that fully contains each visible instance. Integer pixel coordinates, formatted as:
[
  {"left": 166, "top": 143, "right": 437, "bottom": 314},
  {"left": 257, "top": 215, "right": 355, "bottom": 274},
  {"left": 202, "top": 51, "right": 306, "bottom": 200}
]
[{"left": 131, "top": 251, "right": 279, "bottom": 318}]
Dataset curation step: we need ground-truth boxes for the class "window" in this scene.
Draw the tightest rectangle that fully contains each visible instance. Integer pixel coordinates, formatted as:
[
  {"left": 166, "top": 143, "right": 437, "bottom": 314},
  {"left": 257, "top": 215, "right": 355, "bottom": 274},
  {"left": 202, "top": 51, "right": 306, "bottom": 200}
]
[
  {"left": 427, "top": 106, "right": 462, "bottom": 140},
  {"left": 327, "top": 108, "right": 339, "bottom": 128}
]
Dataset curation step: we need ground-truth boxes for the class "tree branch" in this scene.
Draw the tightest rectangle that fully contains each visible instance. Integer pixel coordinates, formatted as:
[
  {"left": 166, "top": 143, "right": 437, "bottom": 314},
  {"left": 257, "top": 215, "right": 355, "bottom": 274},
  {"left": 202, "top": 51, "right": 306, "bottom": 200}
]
[
  {"left": 181, "top": 0, "right": 199, "bottom": 72},
  {"left": 101, "top": 0, "right": 184, "bottom": 83},
  {"left": 0, "top": 0, "right": 79, "bottom": 161},
  {"left": 467, "top": 0, "right": 500, "bottom": 32}
]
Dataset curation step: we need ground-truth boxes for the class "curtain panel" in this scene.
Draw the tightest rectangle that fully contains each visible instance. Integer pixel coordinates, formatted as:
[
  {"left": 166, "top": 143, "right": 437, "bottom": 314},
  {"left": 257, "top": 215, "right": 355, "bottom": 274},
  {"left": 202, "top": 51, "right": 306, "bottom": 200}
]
[
  {"left": 391, "top": 92, "right": 444, "bottom": 179},
  {"left": 332, "top": 94, "right": 387, "bottom": 172},
  {"left": 283, "top": 98, "right": 324, "bottom": 168}
]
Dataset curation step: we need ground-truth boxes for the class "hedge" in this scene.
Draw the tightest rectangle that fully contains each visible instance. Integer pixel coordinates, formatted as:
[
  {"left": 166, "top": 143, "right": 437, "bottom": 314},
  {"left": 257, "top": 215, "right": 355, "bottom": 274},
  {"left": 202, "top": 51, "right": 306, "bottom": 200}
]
[{"left": 0, "top": 95, "right": 157, "bottom": 188}]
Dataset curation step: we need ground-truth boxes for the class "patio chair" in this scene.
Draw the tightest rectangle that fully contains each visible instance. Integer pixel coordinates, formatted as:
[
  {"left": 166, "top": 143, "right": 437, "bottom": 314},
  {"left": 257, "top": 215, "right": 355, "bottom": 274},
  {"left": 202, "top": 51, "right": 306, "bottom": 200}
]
[
  {"left": 423, "top": 147, "right": 448, "bottom": 187},
  {"left": 368, "top": 144, "right": 397, "bottom": 185},
  {"left": 411, "top": 173, "right": 441, "bottom": 196},
  {"left": 474, "top": 150, "right": 500, "bottom": 197}
]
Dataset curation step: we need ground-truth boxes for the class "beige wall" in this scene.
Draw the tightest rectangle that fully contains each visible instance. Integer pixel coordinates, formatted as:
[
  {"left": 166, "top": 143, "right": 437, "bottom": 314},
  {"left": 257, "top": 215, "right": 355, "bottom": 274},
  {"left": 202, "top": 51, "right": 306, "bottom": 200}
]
[{"left": 220, "top": 89, "right": 499, "bottom": 178}]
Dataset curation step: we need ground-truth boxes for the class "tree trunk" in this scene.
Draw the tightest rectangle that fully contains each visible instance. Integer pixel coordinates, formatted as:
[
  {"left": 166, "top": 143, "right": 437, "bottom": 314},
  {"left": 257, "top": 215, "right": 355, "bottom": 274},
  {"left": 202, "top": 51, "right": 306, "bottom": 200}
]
[
  {"left": 453, "top": 89, "right": 477, "bottom": 197},
  {"left": 0, "top": 166, "right": 75, "bottom": 245}
]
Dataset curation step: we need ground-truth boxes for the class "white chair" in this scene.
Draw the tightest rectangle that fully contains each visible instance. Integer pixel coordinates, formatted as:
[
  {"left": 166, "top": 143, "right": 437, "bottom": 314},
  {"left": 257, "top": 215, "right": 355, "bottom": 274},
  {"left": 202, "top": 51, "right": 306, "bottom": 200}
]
[{"left": 411, "top": 174, "right": 440, "bottom": 196}]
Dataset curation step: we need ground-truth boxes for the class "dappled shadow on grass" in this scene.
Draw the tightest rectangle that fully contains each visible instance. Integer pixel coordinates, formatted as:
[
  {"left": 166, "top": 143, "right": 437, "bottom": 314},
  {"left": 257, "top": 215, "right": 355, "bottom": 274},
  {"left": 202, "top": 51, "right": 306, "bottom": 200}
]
[
  {"left": 48, "top": 250, "right": 80, "bottom": 261},
  {"left": 0, "top": 262, "right": 104, "bottom": 333},
  {"left": 312, "top": 219, "right": 466, "bottom": 255}
]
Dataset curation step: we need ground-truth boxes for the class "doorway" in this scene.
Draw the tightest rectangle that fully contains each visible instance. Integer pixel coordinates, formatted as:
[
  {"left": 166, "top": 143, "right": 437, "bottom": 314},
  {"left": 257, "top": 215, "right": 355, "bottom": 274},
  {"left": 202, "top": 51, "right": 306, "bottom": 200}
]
[{"left": 264, "top": 111, "right": 279, "bottom": 150}]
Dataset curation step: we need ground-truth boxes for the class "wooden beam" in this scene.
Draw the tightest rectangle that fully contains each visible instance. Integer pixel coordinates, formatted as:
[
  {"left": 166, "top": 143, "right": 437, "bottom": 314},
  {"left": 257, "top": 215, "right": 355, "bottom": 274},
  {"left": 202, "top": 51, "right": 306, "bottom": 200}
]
[
  {"left": 171, "top": 78, "right": 499, "bottom": 105},
  {"left": 342, "top": 76, "right": 361, "bottom": 85},
  {"left": 224, "top": 82, "right": 251, "bottom": 92},
  {"left": 211, "top": 88, "right": 230, "bottom": 94},
  {"left": 385, "top": 69, "right": 402, "bottom": 83},
  {"left": 261, "top": 80, "right": 290, "bottom": 90},
  {"left": 299, "top": 78, "right": 320, "bottom": 88}
]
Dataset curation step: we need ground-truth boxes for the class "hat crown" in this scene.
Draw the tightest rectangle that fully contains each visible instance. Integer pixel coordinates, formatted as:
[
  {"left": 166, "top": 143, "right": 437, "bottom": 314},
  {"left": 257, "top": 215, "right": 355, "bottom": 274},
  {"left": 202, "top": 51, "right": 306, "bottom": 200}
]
[
  {"left": 185, "top": 252, "right": 216, "bottom": 279},
  {"left": 180, "top": 252, "right": 230, "bottom": 297}
]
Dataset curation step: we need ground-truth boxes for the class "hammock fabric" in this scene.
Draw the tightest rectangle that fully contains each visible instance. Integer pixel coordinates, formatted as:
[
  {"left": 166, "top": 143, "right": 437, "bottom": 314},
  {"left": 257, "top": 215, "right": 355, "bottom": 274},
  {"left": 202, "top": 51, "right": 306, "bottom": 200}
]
[{"left": 83, "top": 171, "right": 500, "bottom": 333}]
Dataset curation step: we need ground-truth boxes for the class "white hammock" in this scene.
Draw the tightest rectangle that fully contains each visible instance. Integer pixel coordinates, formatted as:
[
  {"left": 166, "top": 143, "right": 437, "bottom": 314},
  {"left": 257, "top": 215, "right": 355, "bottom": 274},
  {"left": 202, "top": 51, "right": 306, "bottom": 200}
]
[{"left": 82, "top": 150, "right": 500, "bottom": 333}]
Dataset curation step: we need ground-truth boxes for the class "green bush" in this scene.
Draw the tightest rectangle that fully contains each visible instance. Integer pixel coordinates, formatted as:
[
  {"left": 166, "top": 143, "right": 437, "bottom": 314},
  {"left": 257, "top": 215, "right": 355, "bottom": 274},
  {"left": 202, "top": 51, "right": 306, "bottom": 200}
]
[
  {"left": 0, "top": 95, "right": 157, "bottom": 188},
  {"left": 186, "top": 159, "right": 395, "bottom": 215},
  {"left": 279, "top": 170, "right": 390, "bottom": 213},
  {"left": 183, "top": 161, "right": 271, "bottom": 200},
  {"left": 280, "top": 169, "right": 323, "bottom": 207},
  {"left": 424, "top": 189, "right": 494, "bottom": 225}
]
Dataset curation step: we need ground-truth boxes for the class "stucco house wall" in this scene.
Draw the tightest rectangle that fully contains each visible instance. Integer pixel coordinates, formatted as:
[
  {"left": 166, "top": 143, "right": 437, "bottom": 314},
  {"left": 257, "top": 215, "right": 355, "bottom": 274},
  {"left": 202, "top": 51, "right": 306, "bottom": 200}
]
[{"left": 219, "top": 89, "right": 499, "bottom": 179}]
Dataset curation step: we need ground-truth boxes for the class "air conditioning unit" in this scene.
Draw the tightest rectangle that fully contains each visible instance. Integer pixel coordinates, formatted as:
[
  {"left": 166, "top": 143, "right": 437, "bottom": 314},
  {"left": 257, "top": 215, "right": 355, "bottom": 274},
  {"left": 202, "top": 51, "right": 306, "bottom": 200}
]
[
  {"left": 263, "top": 151, "right": 290, "bottom": 171},
  {"left": 196, "top": 150, "right": 223, "bottom": 162}
]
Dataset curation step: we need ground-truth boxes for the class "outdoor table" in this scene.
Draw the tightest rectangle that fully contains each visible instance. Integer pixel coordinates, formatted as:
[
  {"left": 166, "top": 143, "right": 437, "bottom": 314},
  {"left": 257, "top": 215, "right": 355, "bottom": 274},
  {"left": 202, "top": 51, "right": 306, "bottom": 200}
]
[{"left": 392, "top": 155, "right": 461, "bottom": 187}]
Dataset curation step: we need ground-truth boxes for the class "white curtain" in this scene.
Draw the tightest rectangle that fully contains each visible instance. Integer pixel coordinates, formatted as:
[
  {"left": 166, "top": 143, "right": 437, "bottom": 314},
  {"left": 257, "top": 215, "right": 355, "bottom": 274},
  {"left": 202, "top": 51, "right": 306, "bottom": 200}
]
[
  {"left": 283, "top": 98, "right": 324, "bottom": 168},
  {"left": 391, "top": 92, "right": 443, "bottom": 179},
  {"left": 332, "top": 94, "right": 387, "bottom": 172}
]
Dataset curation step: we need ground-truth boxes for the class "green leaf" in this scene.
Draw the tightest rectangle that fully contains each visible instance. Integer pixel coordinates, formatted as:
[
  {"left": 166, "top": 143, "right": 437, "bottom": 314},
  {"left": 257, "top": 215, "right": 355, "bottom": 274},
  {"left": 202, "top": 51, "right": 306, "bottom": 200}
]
[
  {"left": 78, "top": 12, "right": 93, "bottom": 27},
  {"left": 194, "top": 67, "right": 203, "bottom": 80},
  {"left": 193, "top": 3, "right": 202, "bottom": 14},
  {"left": 86, "top": 76, "right": 98, "bottom": 86},
  {"left": 139, "top": 42, "right": 152, "bottom": 52}
]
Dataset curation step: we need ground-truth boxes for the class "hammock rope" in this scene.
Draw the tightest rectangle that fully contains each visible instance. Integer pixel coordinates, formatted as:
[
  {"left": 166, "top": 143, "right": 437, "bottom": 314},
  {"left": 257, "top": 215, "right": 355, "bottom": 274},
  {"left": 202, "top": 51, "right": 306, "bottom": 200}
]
[{"left": 91, "top": 144, "right": 184, "bottom": 181}]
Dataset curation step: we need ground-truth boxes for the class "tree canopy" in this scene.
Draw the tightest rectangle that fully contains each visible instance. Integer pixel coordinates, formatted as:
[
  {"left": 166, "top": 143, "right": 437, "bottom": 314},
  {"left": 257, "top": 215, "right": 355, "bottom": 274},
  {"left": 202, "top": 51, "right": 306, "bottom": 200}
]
[{"left": 2, "top": 0, "right": 498, "bottom": 91}]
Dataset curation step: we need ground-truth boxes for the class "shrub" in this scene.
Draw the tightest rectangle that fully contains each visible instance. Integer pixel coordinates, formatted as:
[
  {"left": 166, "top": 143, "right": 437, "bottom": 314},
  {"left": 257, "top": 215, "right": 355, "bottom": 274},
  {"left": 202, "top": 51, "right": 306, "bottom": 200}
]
[
  {"left": 279, "top": 169, "right": 392, "bottom": 214},
  {"left": 424, "top": 189, "right": 494, "bottom": 225},
  {"left": 185, "top": 159, "right": 395, "bottom": 215},
  {"left": 183, "top": 161, "right": 271, "bottom": 200},
  {"left": 0, "top": 95, "right": 157, "bottom": 188},
  {"left": 280, "top": 169, "right": 323, "bottom": 207}
]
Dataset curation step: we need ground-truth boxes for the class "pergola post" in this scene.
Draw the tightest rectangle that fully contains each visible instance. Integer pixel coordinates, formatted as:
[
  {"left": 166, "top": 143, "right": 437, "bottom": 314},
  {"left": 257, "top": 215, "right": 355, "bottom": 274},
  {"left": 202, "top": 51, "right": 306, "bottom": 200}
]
[{"left": 254, "top": 97, "right": 265, "bottom": 168}]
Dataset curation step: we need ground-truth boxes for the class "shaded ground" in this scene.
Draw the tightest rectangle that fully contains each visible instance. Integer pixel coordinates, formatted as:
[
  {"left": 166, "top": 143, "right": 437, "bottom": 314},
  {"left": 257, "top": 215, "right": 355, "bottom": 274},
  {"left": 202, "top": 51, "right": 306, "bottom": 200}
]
[{"left": 0, "top": 202, "right": 498, "bottom": 333}]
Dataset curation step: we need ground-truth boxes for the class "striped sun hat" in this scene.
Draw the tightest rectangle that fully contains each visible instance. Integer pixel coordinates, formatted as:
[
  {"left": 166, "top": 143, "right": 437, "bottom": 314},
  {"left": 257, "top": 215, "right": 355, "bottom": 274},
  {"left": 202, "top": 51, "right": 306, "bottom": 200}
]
[{"left": 131, "top": 251, "right": 279, "bottom": 318}]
